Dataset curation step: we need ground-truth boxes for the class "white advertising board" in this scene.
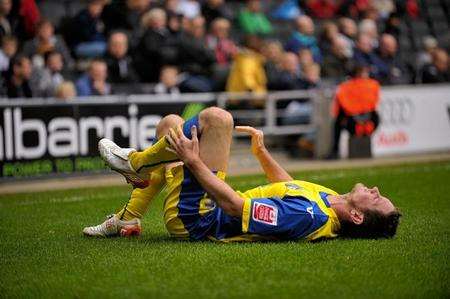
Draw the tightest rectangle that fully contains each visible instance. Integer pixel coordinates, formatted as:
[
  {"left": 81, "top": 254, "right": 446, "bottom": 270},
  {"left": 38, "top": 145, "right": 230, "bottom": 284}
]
[{"left": 372, "top": 85, "right": 450, "bottom": 156}]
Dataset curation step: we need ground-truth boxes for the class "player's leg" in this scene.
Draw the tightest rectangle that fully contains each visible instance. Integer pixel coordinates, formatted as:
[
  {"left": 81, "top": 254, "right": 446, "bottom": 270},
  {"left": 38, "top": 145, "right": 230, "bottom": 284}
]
[
  {"left": 114, "top": 114, "right": 184, "bottom": 221},
  {"left": 83, "top": 115, "right": 184, "bottom": 237},
  {"left": 163, "top": 107, "right": 234, "bottom": 239}
]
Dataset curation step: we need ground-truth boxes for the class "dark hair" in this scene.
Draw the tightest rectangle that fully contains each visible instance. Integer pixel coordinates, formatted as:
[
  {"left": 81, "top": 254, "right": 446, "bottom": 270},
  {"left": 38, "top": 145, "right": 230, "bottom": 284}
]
[
  {"left": 44, "top": 50, "right": 61, "bottom": 64},
  {"left": 339, "top": 209, "right": 402, "bottom": 239}
]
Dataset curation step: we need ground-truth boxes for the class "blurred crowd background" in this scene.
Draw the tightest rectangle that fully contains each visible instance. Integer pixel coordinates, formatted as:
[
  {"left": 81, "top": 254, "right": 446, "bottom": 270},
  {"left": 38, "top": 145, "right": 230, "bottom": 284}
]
[{"left": 0, "top": 0, "right": 449, "bottom": 100}]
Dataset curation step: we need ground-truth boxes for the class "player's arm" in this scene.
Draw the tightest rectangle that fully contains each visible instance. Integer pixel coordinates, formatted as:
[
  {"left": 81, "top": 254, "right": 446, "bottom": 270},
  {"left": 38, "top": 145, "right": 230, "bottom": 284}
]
[
  {"left": 235, "top": 126, "right": 293, "bottom": 183},
  {"left": 166, "top": 126, "right": 244, "bottom": 217}
]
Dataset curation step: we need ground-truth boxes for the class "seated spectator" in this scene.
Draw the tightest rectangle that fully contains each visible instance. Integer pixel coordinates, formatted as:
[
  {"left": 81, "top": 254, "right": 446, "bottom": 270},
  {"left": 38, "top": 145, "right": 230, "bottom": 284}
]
[
  {"left": 153, "top": 65, "right": 180, "bottom": 95},
  {"left": 55, "top": 81, "right": 77, "bottom": 100},
  {"left": 177, "top": 0, "right": 201, "bottom": 19},
  {"left": 73, "top": 0, "right": 107, "bottom": 58},
  {"left": 75, "top": 59, "right": 111, "bottom": 96},
  {"left": 104, "top": 31, "right": 138, "bottom": 84},
  {"left": 373, "top": 0, "right": 395, "bottom": 20},
  {"left": 177, "top": 16, "right": 216, "bottom": 92},
  {"left": 358, "top": 18, "right": 378, "bottom": 47},
  {"left": 285, "top": 15, "right": 321, "bottom": 63},
  {"left": 319, "top": 21, "right": 339, "bottom": 54},
  {"left": 238, "top": 0, "right": 273, "bottom": 35},
  {"left": 4, "top": 55, "right": 33, "bottom": 98},
  {"left": 376, "top": 33, "right": 410, "bottom": 85},
  {"left": 263, "top": 40, "right": 285, "bottom": 90},
  {"left": 201, "top": 0, "right": 233, "bottom": 27},
  {"left": 383, "top": 13, "right": 401, "bottom": 40},
  {"left": 167, "top": 11, "right": 183, "bottom": 36},
  {"left": 0, "top": 0, "right": 12, "bottom": 40},
  {"left": 270, "top": 0, "right": 302, "bottom": 21},
  {"left": 338, "top": 17, "right": 357, "bottom": 46},
  {"left": 300, "top": 62, "right": 321, "bottom": 89},
  {"left": 328, "top": 63, "right": 380, "bottom": 159},
  {"left": 322, "top": 35, "right": 352, "bottom": 79},
  {"left": 298, "top": 48, "right": 314, "bottom": 69},
  {"left": 0, "top": 35, "right": 17, "bottom": 72},
  {"left": 353, "top": 33, "right": 384, "bottom": 80},
  {"left": 22, "top": 19, "right": 73, "bottom": 69},
  {"left": 134, "top": 8, "right": 178, "bottom": 82},
  {"left": 269, "top": 52, "right": 302, "bottom": 90},
  {"left": 206, "top": 18, "right": 237, "bottom": 66},
  {"left": 416, "top": 36, "right": 438, "bottom": 72},
  {"left": 102, "top": 0, "right": 151, "bottom": 34},
  {"left": 306, "top": 0, "right": 339, "bottom": 19},
  {"left": 226, "top": 35, "right": 267, "bottom": 95},
  {"left": 421, "top": 48, "right": 450, "bottom": 84},
  {"left": 30, "top": 51, "right": 65, "bottom": 97}
]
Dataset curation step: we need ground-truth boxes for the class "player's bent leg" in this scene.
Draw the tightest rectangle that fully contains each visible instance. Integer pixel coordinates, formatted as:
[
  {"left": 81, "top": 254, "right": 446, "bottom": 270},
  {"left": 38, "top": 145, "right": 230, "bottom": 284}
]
[{"left": 198, "top": 107, "right": 233, "bottom": 172}]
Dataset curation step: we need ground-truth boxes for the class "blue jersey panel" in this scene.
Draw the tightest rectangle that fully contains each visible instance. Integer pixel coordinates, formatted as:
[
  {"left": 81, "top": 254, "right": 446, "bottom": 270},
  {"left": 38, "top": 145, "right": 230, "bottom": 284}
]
[{"left": 246, "top": 196, "right": 329, "bottom": 240}]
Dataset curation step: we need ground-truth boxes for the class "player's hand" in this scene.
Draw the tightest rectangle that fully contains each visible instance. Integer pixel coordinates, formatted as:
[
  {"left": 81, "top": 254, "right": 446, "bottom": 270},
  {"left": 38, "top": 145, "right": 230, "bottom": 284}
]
[
  {"left": 166, "top": 125, "right": 200, "bottom": 166},
  {"left": 235, "top": 126, "right": 266, "bottom": 156}
]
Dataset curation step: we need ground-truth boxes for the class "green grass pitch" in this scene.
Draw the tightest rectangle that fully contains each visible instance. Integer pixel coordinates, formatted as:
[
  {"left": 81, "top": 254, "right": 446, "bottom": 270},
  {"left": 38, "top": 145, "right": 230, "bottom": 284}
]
[{"left": 1, "top": 161, "right": 449, "bottom": 298}]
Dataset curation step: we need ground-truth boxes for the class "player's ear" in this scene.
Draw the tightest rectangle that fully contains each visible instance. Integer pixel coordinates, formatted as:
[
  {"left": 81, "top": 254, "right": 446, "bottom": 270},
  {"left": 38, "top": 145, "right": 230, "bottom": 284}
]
[{"left": 350, "top": 209, "right": 364, "bottom": 225}]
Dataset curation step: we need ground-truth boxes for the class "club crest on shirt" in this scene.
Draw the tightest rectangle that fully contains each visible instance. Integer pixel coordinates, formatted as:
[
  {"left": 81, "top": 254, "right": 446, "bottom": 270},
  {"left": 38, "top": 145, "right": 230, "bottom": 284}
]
[
  {"left": 252, "top": 202, "right": 278, "bottom": 226},
  {"left": 285, "top": 183, "right": 301, "bottom": 190}
]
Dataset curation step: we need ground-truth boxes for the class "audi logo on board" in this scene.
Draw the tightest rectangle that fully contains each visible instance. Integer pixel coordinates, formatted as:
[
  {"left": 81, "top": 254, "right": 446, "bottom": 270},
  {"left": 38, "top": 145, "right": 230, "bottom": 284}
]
[{"left": 379, "top": 97, "right": 415, "bottom": 125}]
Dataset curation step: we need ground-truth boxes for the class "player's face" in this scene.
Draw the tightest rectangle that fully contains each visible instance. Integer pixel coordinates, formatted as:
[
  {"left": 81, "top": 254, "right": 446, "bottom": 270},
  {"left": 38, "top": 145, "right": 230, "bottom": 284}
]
[{"left": 349, "top": 183, "right": 395, "bottom": 215}]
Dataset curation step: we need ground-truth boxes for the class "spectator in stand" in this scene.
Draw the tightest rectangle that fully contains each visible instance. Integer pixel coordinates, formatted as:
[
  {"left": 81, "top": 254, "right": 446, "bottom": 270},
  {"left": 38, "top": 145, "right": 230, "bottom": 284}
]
[
  {"left": 206, "top": 18, "right": 237, "bottom": 66},
  {"left": 153, "top": 65, "right": 180, "bottom": 95},
  {"left": 102, "top": 0, "right": 151, "bottom": 34},
  {"left": 373, "top": 0, "right": 395, "bottom": 20},
  {"left": 353, "top": 33, "right": 384, "bottom": 80},
  {"left": 300, "top": 62, "right": 321, "bottom": 89},
  {"left": 238, "top": 0, "right": 273, "bottom": 35},
  {"left": 104, "top": 31, "right": 138, "bottom": 84},
  {"left": 201, "top": 0, "right": 233, "bottom": 27},
  {"left": 55, "top": 81, "right": 76, "bottom": 100},
  {"left": 421, "top": 48, "right": 450, "bottom": 83},
  {"left": 298, "top": 48, "right": 314, "bottom": 70},
  {"left": 416, "top": 36, "right": 438, "bottom": 73},
  {"left": 338, "top": 17, "right": 357, "bottom": 46},
  {"left": 305, "top": 0, "right": 339, "bottom": 19},
  {"left": 376, "top": 33, "right": 410, "bottom": 85},
  {"left": 134, "top": 8, "right": 178, "bottom": 82},
  {"left": 206, "top": 17, "right": 238, "bottom": 90},
  {"left": 270, "top": 52, "right": 302, "bottom": 90},
  {"left": 226, "top": 34, "right": 267, "bottom": 96},
  {"left": 359, "top": 19, "right": 378, "bottom": 47},
  {"left": 319, "top": 21, "right": 339, "bottom": 54},
  {"left": 4, "top": 55, "right": 33, "bottom": 98},
  {"left": 22, "top": 19, "right": 73, "bottom": 70},
  {"left": 285, "top": 15, "right": 321, "bottom": 63},
  {"left": 177, "top": 0, "right": 201, "bottom": 19},
  {"left": 0, "top": 35, "right": 16, "bottom": 72},
  {"left": 30, "top": 51, "right": 66, "bottom": 97},
  {"left": 167, "top": 12, "right": 183, "bottom": 36},
  {"left": 177, "top": 16, "right": 216, "bottom": 92},
  {"left": 73, "top": 0, "right": 107, "bottom": 58},
  {"left": 328, "top": 62, "right": 380, "bottom": 159},
  {"left": 0, "top": 0, "right": 12, "bottom": 41},
  {"left": 75, "top": 59, "right": 111, "bottom": 96},
  {"left": 322, "top": 35, "right": 353, "bottom": 79},
  {"left": 263, "top": 40, "right": 284, "bottom": 90}
]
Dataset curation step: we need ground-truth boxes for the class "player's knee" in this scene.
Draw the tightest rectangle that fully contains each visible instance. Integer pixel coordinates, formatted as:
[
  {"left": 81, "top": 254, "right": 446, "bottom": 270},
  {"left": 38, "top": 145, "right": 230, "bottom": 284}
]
[
  {"left": 156, "top": 114, "right": 183, "bottom": 138},
  {"left": 200, "top": 107, "right": 234, "bottom": 129}
]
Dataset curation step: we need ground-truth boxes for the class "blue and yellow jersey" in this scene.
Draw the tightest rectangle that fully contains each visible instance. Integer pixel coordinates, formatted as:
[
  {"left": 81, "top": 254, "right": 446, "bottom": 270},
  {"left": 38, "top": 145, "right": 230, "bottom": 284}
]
[{"left": 163, "top": 166, "right": 341, "bottom": 242}]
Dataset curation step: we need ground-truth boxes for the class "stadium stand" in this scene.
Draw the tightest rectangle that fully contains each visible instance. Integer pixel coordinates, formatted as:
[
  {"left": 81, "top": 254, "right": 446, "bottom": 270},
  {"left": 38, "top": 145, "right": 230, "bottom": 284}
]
[{"left": 1, "top": 0, "right": 448, "bottom": 98}]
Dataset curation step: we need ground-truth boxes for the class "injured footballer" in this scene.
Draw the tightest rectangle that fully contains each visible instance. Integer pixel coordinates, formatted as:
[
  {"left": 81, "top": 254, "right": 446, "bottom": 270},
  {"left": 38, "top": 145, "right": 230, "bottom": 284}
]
[{"left": 83, "top": 107, "right": 401, "bottom": 242}]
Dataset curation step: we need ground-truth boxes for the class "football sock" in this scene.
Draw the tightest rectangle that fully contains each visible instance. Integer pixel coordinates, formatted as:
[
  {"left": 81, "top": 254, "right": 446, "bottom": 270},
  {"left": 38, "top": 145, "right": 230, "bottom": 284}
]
[
  {"left": 116, "top": 167, "right": 165, "bottom": 220},
  {"left": 128, "top": 115, "right": 201, "bottom": 175}
]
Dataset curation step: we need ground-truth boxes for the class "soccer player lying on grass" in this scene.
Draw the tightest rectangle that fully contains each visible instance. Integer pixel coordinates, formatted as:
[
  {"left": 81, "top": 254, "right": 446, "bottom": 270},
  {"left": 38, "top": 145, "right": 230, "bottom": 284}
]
[{"left": 83, "top": 107, "right": 401, "bottom": 241}]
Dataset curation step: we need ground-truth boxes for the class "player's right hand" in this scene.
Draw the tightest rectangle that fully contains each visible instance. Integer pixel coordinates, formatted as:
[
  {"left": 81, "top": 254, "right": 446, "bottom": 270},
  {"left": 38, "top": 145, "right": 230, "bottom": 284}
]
[{"left": 235, "top": 126, "right": 266, "bottom": 156}]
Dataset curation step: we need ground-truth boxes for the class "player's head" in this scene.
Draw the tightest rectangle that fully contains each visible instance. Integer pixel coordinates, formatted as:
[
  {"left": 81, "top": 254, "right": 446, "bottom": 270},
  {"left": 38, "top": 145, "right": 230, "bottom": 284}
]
[{"left": 340, "top": 183, "right": 401, "bottom": 239}]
